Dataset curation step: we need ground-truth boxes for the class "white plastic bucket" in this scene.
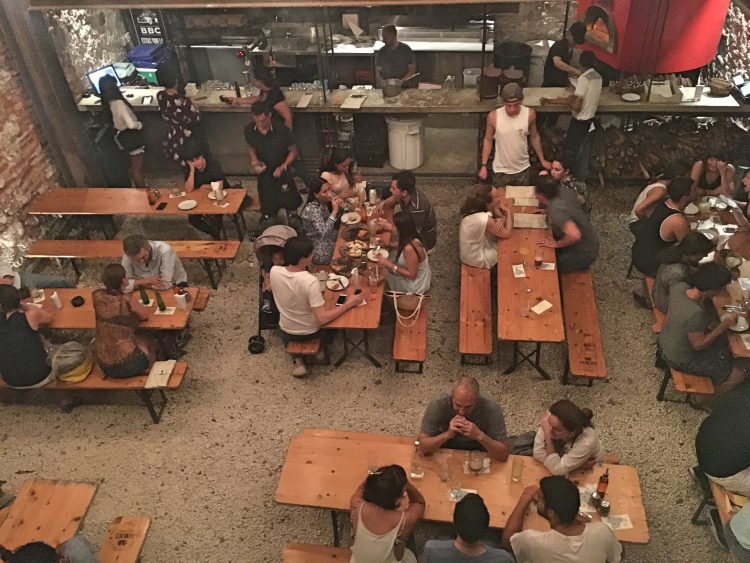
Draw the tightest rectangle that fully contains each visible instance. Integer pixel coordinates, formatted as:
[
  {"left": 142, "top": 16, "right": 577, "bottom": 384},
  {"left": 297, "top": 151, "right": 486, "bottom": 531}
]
[
  {"left": 463, "top": 68, "right": 481, "bottom": 88},
  {"left": 385, "top": 118, "right": 425, "bottom": 171}
]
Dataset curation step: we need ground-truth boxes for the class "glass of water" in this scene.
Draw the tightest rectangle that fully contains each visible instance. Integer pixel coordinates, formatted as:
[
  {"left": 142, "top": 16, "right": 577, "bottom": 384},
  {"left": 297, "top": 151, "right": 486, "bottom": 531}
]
[{"left": 450, "top": 473, "right": 463, "bottom": 501}]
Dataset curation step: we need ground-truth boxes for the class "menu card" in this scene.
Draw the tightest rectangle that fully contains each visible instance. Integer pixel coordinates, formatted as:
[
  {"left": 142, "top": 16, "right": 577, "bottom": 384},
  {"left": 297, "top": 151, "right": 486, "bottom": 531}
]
[
  {"left": 505, "top": 186, "right": 535, "bottom": 199},
  {"left": 513, "top": 213, "right": 547, "bottom": 229}
]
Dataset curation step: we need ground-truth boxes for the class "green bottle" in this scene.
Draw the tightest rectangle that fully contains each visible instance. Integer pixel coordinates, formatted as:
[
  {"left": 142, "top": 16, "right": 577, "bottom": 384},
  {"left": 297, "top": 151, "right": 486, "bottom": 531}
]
[
  {"left": 155, "top": 290, "right": 166, "bottom": 312},
  {"left": 139, "top": 287, "right": 150, "bottom": 306}
]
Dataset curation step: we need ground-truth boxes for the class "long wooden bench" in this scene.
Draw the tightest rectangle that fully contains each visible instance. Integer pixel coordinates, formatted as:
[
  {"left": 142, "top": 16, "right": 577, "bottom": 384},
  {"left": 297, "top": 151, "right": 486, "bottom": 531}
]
[
  {"left": 393, "top": 302, "right": 429, "bottom": 374},
  {"left": 560, "top": 271, "right": 607, "bottom": 385},
  {"left": 286, "top": 339, "right": 330, "bottom": 365},
  {"left": 656, "top": 366, "right": 715, "bottom": 402},
  {"left": 282, "top": 543, "right": 351, "bottom": 562},
  {"left": 98, "top": 515, "right": 151, "bottom": 563},
  {"left": 459, "top": 265, "right": 493, "bottom": 364},
  {"left": 25, "top": 240, "right": 240, "bottom": 289},
  {"left": 644, "top": 277, "right": 666, "bottom": 333},
  {"left": 0, "top": 361, "right": 188, "bottom": 424}
]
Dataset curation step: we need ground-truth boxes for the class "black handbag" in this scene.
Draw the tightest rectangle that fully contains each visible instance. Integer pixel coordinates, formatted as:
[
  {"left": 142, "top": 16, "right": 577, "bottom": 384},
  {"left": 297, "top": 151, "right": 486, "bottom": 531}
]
[{"left": 115, "top": 128, "right": 145, "bottom": 152}]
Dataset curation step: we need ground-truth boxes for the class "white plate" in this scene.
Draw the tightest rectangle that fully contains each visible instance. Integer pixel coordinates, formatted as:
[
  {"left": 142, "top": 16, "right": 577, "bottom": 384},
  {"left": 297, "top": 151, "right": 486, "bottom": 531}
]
[
  {"left": 367, "top": 248, "right": 389, "bottom": 262},
  {"left": 715, "top": 201, "right": 728, "bottom": 211},
  {"left": 341, "top": 212, "right": 361, "bottom": 226},
  {"left": 684, "top": 203, "right": 699, "bottom": 215},
  {"left": 697, "top": 230, "right": 715, "bottom": 241},
  {"left": 699, "top": 251, "right": 715, "bottom": 264},
  {"left": 207, "top": 190, "right": 227, "bottom": 200},
  {"left": 622, "top": 93, "right": 641, "bottom": 102},
  {"left": 731, "top": 317, "right": 749, "bottom": 332},
  {"left": 326, "top": 275, "right": 349, "bottom": 291},
  {"left": 178, "top": 199, "right": 198, "bottom": 210}
]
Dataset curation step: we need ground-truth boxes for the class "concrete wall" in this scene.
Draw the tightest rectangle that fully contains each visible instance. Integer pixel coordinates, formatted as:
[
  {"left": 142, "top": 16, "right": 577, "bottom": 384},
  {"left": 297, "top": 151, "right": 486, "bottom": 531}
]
[
  {"left": 45, "top": 9, "right": 131, "bottom": 96},
  {"left": 0, "top": 38, "right": 59, "bottom": 265},
  {"left": 494, "top": 1, "right": 577, "bottom": 43}
]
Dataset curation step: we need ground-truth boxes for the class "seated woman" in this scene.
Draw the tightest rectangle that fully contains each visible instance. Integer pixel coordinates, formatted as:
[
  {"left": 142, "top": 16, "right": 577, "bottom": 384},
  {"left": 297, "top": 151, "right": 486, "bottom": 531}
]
[
  {"left": 459, "top": 189, "right": 513, "bottom": 269},
  {"left": 300, "top": 178, "right": 342, "bottom": 265},
  {"left": 321, "top": 149, "right": 361, "bottom": 199},
  {"left": 533, "top": 399, "right": 604, "bottom": 476},
  {"left": 349, "top": 465, "right": 425, "bottom": 563},
  {"left": 547, "top": 154, "right": 591, "bottom": 213},
  {"left": 652, "top": 232, "right": 714, "bottom": 314},
  {"left": 376, "top": 212, "right": 431, "bottom": 295},
  {"left": 0, "top": 285, "right": 53, "bottom": 388},
  {"left": 658, "top": 263, "right": 747, "bottom": 404},
  {"left": 92, "top": 264, "right": 156, "bottom": 378},
  {"left": 690, "top": 150, "right": 736, "bottom": 198}
]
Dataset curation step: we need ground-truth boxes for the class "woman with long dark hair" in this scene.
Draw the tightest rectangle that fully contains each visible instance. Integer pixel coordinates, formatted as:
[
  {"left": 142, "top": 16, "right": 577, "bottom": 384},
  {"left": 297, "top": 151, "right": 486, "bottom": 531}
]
[
  {"left": 376, "top": 211, "right": 431, "bottom": 295},
  {"left": 156, "top": 63, "right": 202, "bottom": 169},
  {"left": 349, "top": 465, "right": 425, "bottom": 563},
  {"left": 231, "top": 66, "right": 293, "bottom": 129},
  {"left": 459, "top": 188, "right": 513, "bottom": 269},
  {"left": 690, "top": 149, "right": 736, "bottom": 198},
  {"left": 98, "top": 74, "right": 146, "bottom": 187},
  {"left": 321, "top": 148, "right": 360, "bottom": 198},
  {"left": 533, "top": 399, "right": 604, "bottom": 475},
  {"left": 92, "top": 264, "right": 155, "bottom": 378}
]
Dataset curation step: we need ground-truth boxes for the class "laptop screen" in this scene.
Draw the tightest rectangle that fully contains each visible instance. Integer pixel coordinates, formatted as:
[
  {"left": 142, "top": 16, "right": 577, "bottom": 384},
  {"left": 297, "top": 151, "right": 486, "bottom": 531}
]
[{"left": 87, "top": 65, "right": 121, "bottom": 95}]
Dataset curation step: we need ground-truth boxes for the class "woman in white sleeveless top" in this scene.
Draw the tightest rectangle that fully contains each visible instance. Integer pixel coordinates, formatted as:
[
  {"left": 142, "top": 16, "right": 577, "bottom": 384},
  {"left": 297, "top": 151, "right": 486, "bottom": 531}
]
[
  {"left": 377, "top": 212, "right": 431, "bottom": 295},
  {"left": 349, "top": 465, "right": 426, "bottom": 563},
  {"left": 459, "top": 187, "right": 514, "bottom": 269}
]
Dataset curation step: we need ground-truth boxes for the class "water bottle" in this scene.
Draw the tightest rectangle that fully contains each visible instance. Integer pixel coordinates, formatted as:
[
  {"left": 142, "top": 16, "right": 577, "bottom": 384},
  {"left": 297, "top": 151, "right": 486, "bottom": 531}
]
[{"left": 410, "top": 440, "right": 425, "bottom": 479}]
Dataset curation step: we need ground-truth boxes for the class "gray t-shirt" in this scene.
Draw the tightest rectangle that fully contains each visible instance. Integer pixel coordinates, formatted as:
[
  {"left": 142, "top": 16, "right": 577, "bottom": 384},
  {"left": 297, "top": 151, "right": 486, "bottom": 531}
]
[
  {"left": 423, "top": 540, "right": 515, "bottom": 563},
  {"left": 652, "top": 262, "right": 689, "bottom": 314},
  {"left": 420, "top": 393, "right": 507, "bottom": 451},
  {"left": 547, "top": 196, "right": 599, "bottom": 263},
  {"left": 376, "top": 42, "right": 416, "bottom": 83},
  {"left": 658, "top": 282, "right": 716, "bottom": 366}
]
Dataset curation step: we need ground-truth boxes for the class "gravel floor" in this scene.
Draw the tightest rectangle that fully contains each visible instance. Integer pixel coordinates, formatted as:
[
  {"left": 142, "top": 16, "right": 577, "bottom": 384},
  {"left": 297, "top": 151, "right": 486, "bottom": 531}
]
[{"left": 0, "top": 177, "right": 732, "bottom": 562}]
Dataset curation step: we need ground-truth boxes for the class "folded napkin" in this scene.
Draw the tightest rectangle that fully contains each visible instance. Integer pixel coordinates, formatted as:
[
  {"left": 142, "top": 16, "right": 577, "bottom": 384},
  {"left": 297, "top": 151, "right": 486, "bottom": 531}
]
[{"left": 145, "top": 360, "right": 176, "bottom": 389}]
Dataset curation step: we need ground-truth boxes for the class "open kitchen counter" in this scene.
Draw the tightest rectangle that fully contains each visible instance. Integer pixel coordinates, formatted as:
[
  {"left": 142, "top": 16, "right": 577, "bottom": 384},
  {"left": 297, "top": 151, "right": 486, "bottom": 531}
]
[{"left": 77, "top": 85, "right": 750, "bottom": 116}]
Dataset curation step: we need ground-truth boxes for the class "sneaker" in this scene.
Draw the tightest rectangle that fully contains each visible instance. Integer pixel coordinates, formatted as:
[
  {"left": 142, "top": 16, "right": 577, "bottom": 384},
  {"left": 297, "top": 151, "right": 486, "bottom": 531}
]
[
  {"left": 261, "top": 300, "right": 273, "bottom": 314},
  {"left": 708, "top": 508, "right": 728, "bottom": 551},
  {"left": 292, "top": 363, "right": 308, "bottom": 378}
]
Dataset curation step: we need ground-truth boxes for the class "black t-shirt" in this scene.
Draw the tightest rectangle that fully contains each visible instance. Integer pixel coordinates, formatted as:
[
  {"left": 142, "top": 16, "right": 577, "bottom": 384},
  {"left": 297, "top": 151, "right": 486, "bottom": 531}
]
[
  {"left": 243, "top": 124, "right": 294, "bottom": 170},
  {"left": 695, "top": 386, "right": 750, "bottom": 477},
  {"left": 543, "top": 39, "right": 572, "bottom": 87},
  {"left": 376, "top": 42, "right": 416, "bottom": 85},
  {"left": 261, "top": 86, "right": 285, "bottom": 109},
  {"left": 186, "top": 158, "right": 227, "bottom": 189},
  {"left": 0, "top": 312, "right": 50, "bottom": 387}
]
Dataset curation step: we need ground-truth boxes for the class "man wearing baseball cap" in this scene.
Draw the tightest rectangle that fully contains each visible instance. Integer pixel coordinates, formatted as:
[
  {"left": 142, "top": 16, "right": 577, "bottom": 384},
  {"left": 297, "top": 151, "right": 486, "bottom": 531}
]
[{"left": 478, "top": 83, "right": 551, "bottom": 186}]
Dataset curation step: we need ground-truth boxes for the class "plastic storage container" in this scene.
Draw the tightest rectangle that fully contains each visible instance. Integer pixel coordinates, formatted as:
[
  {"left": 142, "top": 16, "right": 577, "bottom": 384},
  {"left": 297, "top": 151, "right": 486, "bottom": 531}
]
[
  {"left": 463, "top": 68, "right": 481, "bottom": 88},
  {"left": 386, "top": 118, "right": 425, "bottom": 171}
]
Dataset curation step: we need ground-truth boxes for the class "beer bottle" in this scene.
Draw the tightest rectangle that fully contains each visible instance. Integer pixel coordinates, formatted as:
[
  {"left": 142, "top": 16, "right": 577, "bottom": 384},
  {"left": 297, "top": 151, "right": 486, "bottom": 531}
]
[
  {"left": 596, "top": 468, "right": 609, "bottom": 495},
  {"left": 139, "top": 287, "right": 150, "bottom": 306},
  {"left": 155, "top": 290, "right": 167, "bottom": 312}
]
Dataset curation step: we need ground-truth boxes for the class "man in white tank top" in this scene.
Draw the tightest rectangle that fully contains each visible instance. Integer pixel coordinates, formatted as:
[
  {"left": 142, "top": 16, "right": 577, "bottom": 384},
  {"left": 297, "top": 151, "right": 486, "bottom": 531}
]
[{"left": 479, "top": 83, "right": 550, "bottom": 186}]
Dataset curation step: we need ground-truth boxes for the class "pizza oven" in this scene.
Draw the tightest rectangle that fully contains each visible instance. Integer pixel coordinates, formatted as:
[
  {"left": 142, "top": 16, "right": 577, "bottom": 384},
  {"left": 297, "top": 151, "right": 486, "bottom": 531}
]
[{"left": 576, "top": 0, "right": 730, "bottom": 74}]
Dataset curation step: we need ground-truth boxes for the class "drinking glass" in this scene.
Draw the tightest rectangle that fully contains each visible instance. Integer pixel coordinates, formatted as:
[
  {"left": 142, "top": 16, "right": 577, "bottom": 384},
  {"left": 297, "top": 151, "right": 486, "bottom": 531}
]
[
  {"left": 366, "top": 450, "right": 378, "bottom": 475},
  {"left": 449, "top": 472, "right": 463, "bottom": 501},
  {"left": 511, "top": 457, "right": 523, "bottom": 482},
  {"left": 368, "top": 268, "right": 380, "bottom": 295},
  {"left": 469, "top": 451, "right": 483, "bottom": 473}
]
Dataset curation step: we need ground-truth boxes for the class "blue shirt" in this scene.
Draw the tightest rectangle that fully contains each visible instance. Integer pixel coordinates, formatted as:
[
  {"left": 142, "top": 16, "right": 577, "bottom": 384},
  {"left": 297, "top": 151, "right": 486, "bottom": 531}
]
[{"left": 423, "top": 540, "right": 515, "bottom": 563}]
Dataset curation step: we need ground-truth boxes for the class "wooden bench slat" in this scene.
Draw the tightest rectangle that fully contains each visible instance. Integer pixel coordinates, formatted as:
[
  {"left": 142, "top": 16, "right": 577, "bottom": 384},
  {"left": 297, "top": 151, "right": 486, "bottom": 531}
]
[
  {"left": 561, "top": 271, "right": 606, "bottom": 379},
  {"left": 26, "top": 240, "right": 240, "bottom": 260},
  {"left": 192, "top": 287, "right": 211, "bottom": 311},
  {"left": 0, "top": 362, "right": 188, "bottom": 391},
  {"left": 286, "top": 339, "right": 321, "bottom": 356},
  {"left": 98, "top": 515, "right": 151, "bottom": 563},
  {"left": 459, "top": 265, "right": 493, "bottom": 356},
  {"left": 644, "top": 277, "right": 666, "bottom": 333},
  {"left": 282, "top": 543, "right": 351, "bottom": 562},
  {"left": 393, "top": 303, "right": 429, "bottom": 362},
  {"left": 671, "top": 369, "right": 715, "bottom": 395}
]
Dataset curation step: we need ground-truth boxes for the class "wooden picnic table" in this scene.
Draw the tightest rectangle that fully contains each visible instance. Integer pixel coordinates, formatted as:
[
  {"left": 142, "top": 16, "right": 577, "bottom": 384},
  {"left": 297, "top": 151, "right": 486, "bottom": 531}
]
[
  {"left": 25, "top": 239, "right": 239, "bottom": 260},
  {"left": 276, "top": 429, "right": 649, "bottom": 544},
  {"left": 27, "top": 187, "right": 252, "bottom": 240},
  {"left": 26, "top": 287, "right": 197, "bottom": 331},
  {"left": 495, "top": 187, "right": 564, "bottom": 379},
  {"left": 0, "top": 479, "right": 97, "bottom": 550},
  {"left": 315, "top": 208, "right": 394, "bottom": 367}
]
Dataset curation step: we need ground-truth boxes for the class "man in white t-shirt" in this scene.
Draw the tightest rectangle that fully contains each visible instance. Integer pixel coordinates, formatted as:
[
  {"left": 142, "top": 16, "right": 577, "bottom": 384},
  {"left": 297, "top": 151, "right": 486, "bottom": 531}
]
[
  {"left": 501, "top": 475, "right": 622, "bottom": 563},
  {"left": 270, "top": 237, "right": 363, "bottom": 378},
  {"left": 478, "top": 83, "right": 551, "bottom": 187}
]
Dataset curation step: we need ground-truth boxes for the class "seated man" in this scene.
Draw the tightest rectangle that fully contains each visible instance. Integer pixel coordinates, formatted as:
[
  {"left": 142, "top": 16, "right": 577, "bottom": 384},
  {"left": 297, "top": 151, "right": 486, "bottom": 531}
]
[
  {"left": 0, "top": 285, "right": 54, "bottom": 389},
  {"left": 658, "top": 263, "right": 747, "bottom": 402},
  {"left": 424, "top": 493, "right": 514, "bottom": 562},
  {"left": 270, "top": 237, "right": 362, "bottom": 378},
  {"left": 501, "top": 476, "right": 622, "bottom": 563},
  {"left": 181, "top": 139, "right": 228, "bottom": 239},
  {"left": 630, "top": 176, "right": 692, "bottom": 277},
  {"left": 379, "top": 171, "right": 437, "bottom": 252},
  {"left": 419, "top": 376, "right": 509, "bottom": 461},
  {"left": 628, "top": 160, "right": 689, "bottom": 225},
  {"left": 696, "top": 383, "right": 750, "bottom": 496},
  {"left": 121, "top": 235, "right": 188, "bottom": 292},
  {"left": 534, "top": 176, "right": 599, "bottom": 273},
  {"left": 300, "top": 178, "right": 342, "bottom": 265},
  {"left": 1, "top": 261, "right": 74, "bottom": 293}
]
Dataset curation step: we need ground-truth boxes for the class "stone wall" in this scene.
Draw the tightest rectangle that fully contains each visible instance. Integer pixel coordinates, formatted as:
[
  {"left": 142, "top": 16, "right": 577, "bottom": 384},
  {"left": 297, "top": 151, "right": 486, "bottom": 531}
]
[
  {"left": 711, "top": 0, "right": 750, "bottom": 81},
  {"left": 45, "top": 9, "right": 131, "bottom": 96},
  {"left": 0, "top": 38, "right": 59, "bottom": 265},
  {"left": 494, "top": 1, "right": 578, "bottom": 43}
]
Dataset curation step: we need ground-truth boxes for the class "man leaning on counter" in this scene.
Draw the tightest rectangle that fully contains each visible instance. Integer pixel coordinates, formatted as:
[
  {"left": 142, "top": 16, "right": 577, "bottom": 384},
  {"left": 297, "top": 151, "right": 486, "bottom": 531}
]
[{"left": 375, "top": 25, "right": 418, "bottom": 88}]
